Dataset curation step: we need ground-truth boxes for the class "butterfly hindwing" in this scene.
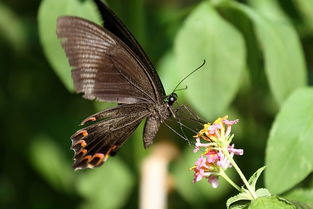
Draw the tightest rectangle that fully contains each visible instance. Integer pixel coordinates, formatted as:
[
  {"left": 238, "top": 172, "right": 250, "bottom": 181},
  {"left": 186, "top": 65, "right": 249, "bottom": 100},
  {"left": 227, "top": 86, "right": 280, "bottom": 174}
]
[{"left": 71, "top": 103, "right": 151, "bottom": 170}]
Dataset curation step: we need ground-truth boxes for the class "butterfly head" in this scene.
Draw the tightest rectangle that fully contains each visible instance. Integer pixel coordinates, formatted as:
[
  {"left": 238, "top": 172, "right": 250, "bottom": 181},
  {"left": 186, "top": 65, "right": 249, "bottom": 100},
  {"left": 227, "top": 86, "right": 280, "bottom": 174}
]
[{"left": 166, "top": 93, "right": 178, "bottom": 106}]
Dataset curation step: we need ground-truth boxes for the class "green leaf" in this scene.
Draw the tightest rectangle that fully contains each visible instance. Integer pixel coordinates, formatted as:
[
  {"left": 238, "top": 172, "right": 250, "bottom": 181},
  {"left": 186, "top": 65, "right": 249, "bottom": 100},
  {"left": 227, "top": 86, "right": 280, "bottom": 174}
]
[
  {"left": 174, "top": 1, "right": 245, "bottom": 119},
  {"left": 284, "top": 188, "right": 313, "bottom": 204},
  {"left": 130, "top": 120, "right": 147, "bottom": 169},
  {"left": 249, "top": 196, "right": 296, "bottom": 209},
  {"left": 107, "top": 0, "right": 145, "bottom": 47},
  {"left": 247, "top": 0, "right": 290, "bottom": 22},
  {"left": 29, "top": 135, "right": 74, "bottom": 192},
  {"left": 291, "top": 202, "right": 313, "bottom": 209},
  {"left": 265, "top": 87, "right": 313, "bottom": 194},
  {"left": 227, "top": 192, "right": 253, "bottom": 209},
  {"left": 158, "top": 51, "right": 181, "bottom": 96},
  {"left": 172, "top": 148, "right": 234, "bottom": 205},
  {"left": 0, "top": 2, "right": 27, "bottom": 52},
  {"left": 293, "top": 0, "right": 313, "bottom": 31},
  {"left": 248, "top": 166, "right": 266, "bottom": 191},
  {"left": 255, "top": 188, "right": 271, "bottom": 198},
  {"left": 38, "top": 0, "right": 101, "bottom": 90},
  {"left": 217, "top": 1, "right": 307, "bottom": 105},
  {"left": 77, "top": 157, "right": 134, "bottom": 209},
  {"left": 229, "top": 202, "right": 250, "bottom": 209}
]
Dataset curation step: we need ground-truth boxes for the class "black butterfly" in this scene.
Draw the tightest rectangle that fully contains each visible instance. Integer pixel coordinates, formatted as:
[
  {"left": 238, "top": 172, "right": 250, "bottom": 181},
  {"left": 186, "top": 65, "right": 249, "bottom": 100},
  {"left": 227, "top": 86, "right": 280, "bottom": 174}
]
[{"left": 57, "top": 0, "right": 188, "bottom": 170}]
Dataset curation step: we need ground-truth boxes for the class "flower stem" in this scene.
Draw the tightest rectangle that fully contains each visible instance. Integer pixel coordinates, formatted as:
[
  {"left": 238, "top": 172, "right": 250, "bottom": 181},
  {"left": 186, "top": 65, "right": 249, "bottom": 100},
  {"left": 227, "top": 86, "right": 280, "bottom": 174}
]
[
  {"left": 219, "top": 170, "right": 241, "bottom": 191},
  {"left": 223, "top": 149, "right": 257, "bottom": 199}
]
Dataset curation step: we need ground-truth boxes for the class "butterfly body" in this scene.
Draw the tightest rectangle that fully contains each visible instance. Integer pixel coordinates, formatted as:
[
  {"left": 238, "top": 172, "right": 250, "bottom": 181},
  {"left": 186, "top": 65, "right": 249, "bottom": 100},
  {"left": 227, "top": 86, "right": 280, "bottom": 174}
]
[{"left": 56, "top": 1, "right": 178, "bottom": 170}]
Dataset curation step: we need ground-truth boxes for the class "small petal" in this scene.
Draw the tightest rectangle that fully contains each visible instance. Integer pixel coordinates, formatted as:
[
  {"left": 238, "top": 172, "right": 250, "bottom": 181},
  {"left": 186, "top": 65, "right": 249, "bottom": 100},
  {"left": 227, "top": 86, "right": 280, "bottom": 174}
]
[
  {"left": 208, "top": 123, "right": 222, "bottom": 134},
  {"left": 216, "top": 151, "right": 232, "bottom": 169},
  {"left": 194, "top": 138, "right": 211, "bottom": 149},
  {"left": 205, "top": 150, "right": 219, "bottom": 163},
  {"left": 208, "top": 175, "right": 219, "bottom": 188},
  {"left": 195, "top": 156, "right": 207, "bottom": 169},
  {"left": 193, "top": 168, "right": 205, "bottom": 183},
  {"left": 225, "top": 126, "right": 232, "bottom": 137},
  {"left": 228, "top": 144, "right": 244, "bottom": 155},
  {"left": 223, "top": 119, "right": 239, "bottom": 126},
  {"left": 193, "top": 146, "right": 200, "bottom": 153}
]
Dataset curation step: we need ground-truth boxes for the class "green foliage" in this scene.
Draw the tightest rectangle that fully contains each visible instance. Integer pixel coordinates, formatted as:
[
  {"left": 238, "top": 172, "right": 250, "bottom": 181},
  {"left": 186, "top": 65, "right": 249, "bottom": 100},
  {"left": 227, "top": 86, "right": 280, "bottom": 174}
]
[
  {"left": 265, "top": 88, "right": 313, "bottom": 194},
  {"left": 38, "top": 0, "right": 101, "bottom": 90},
  {"left": 227, "top": 192, "right": 254, "bottom": 209},
  {"left": 77, "top": 157, "right": 134, "bottom": 209},
  {"left": 284, "top": 188, "right": 313, "bottom": 204},
  {"left": 227, "top": 167, "right": 269, "bottom": 208},
  {"left": 293, "top": 0, "right": 313, "bottom": 32},
  {"left": 175, "top": 1, "right": 245, "bottom": 119},
  {"left": 29, "top": 135, "right": 74, "bottom": 193},
  {"left": 249, "top": 196, "right": 296, "bottom": 209},
  {"left": 0, "top": 2, "right": 27, "bottom": 52},
  {"left": 3, "top": 0, "right": 313, "bottom": 208},
  {"left": 217, "top": 0, "right": 307, "bottom": 105},
  {"left": 158, "top": 51, "right": 181, "bottom": 96},
  {"left": 248, "top": 166, "right": 266, "bottom": 192}
]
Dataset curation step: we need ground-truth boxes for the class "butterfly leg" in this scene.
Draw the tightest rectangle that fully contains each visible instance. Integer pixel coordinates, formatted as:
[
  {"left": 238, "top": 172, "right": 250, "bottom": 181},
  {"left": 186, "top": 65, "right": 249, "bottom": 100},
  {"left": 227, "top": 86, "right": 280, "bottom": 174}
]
[
  {"left": 176, "top": 116, "right": 191, "bottom": 145},
  {"left": 175, "top": 104, "right": 205, "bottom": 125},
  {"left": 163, "top": 121, "right": 190, "bottom": 142}
]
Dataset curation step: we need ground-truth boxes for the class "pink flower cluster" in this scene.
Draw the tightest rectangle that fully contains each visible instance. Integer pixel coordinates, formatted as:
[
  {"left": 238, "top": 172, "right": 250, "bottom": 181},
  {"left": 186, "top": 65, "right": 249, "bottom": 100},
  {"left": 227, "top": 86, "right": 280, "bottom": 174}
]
[{"left": 191, "top": 116, "right": 243, "bottom": 188}]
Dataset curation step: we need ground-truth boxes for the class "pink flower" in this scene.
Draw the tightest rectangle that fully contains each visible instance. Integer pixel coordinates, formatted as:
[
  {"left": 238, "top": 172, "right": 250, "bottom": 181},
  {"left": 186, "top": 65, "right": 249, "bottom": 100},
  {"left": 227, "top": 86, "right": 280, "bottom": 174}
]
[{"left": 191, "top": 116, "right": 243, "bottom": 188}]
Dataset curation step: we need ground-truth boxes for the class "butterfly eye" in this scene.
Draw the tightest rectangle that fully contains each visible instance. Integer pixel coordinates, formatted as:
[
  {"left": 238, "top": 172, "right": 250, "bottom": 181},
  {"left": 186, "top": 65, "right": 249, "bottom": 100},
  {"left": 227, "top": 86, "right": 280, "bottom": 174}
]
[{"left": 167, "top": 93, "right": 178, "bottom": 106}]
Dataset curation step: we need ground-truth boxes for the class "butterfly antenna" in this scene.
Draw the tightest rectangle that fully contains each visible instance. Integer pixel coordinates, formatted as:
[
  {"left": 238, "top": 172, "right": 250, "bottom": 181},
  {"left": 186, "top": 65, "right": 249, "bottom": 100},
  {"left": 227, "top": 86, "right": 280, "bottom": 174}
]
[
  {"left": 174, "top": 85, "right": 188, "bottom": 92},
  {"left": 172, "top": 59, "right": 206, "bottom": 93}
]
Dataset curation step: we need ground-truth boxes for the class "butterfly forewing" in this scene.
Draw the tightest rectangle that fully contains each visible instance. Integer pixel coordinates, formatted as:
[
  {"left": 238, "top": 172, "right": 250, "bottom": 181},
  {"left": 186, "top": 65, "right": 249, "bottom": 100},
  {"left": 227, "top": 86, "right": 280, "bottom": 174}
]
[
  {"left": 94, "top": 0, "right": 166, "bottom": 102},
  {"left": 57, "top": 17, "right": 157, "bottom": 103}
]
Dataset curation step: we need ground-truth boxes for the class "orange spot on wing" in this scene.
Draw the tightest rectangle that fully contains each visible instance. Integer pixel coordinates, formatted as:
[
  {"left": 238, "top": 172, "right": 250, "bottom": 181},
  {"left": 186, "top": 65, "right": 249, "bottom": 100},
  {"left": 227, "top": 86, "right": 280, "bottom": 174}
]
[
  {"left": 104, "top": 154, "right": 110, "bottom": 162},
  {"left": 93, "top": 153, "right": 105, "bottom": 159},
  {"left": 80, "top": 130, "right": 88, "bottom": 137},
  {"left": 74, "top": 149, "right": 87, "bottom": 160},
  {"left": 90, "top": 153, "right": 105, "bottom": 167},
  {"left": 81, "top": 117, "right": 97, "bottom": 125},
  {"left": 73, "top": 130, "right": 88, "bottom": 138},
  {"left": 74, "top": 140, "right": 87, "bottom": 147},
  {"left": 104, "top": 145, "right": 118, "bottom": 161},
  {"left": 80, "top": 149, "right": 87, "bottom": 155},
  {"left": 82, "top": 155, "right": 92, "bottom": 162}
]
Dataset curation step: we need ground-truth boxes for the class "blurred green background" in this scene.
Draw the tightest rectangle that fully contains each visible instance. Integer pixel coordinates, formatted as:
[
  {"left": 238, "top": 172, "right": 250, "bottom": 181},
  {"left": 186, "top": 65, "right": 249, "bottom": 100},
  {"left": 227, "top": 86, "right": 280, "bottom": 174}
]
[{"left": 1, "top": 0, "right": 313, "bottom": 208}]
